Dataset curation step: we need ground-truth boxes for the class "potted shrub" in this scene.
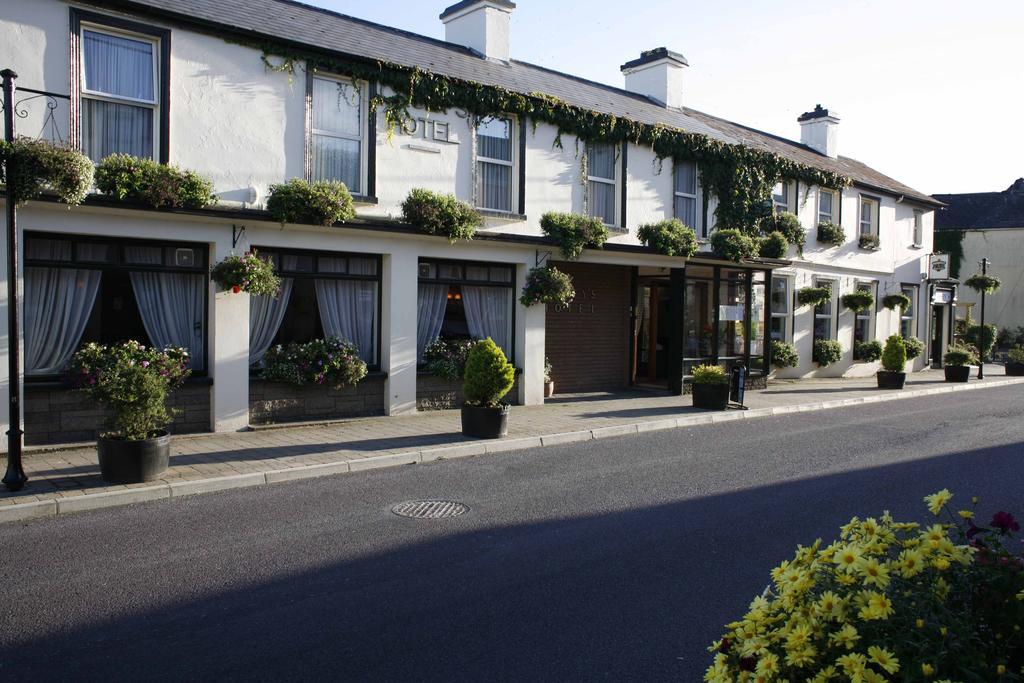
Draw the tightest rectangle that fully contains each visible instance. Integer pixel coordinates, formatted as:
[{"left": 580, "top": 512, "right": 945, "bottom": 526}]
[
  {"left": 461, "top": 338, "right": 515, "bottom": 439},
  {"left": 877, "top": 334, "right": 907, "bottom": 389},
  {"left": 903, "top": 336, "right": 924, "bottom": 361},
  {"left": 637, "top": 218, "right": 698, "bottom": 257},
  {"left": 210, "top": 250, "right": 281, "bottom": 295},
  {"left": 854, "top": 340, "right": 883, "bottom": 362},
  {"left": 520, "top": 266, "right": 575, "bottom": 307},
  {"left": 543, "top": 357, "right": 555, "bottom": 398},
  {"left": 942, "top": 343, "right": 977, "bottom": 382},
  {"left": 67, "top": 341, "right": 190, "bottom": 484},
  {"left": 267, "top": 178, "right": 355, "bottom": 226},
  {"left": 540, "top": 211, "right": 608, "bottom": 260},
  {"left": 95, "top": 154, "right": 216, "bottom": 209},
  {"left": 710, "top": 228, "right": 759, "bottom": 262},
  {"left": 812, "top": 339, "right": 842, "bottom": 367},
  {"left": 770, "top": 340, "right": 798, "bottom": 370},
  {"left": 401, "top": 188, "right": 482, "bottom": 242},
  {"left": 690, "top": 364, "right": 730, "bottom": 410},
  {"left": 815, "top": 220, "right": 844, "bottom": 247},
  {"left": 1007, "top": 345, "right": 1024, "bottom": 376}
]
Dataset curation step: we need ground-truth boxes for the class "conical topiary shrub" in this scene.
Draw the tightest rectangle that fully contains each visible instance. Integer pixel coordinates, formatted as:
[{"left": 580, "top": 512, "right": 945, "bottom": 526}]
[{"left": 461, "top": 338, "right": 515, "bottom": 439}]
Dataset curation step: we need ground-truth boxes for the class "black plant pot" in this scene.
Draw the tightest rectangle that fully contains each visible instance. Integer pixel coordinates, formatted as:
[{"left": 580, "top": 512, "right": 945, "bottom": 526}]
[
  {"left": 876, "top": 371, "right": 906, "bottom": 390},
  {"left": 97, "top": 429, "right": 171, "bottom": 484},
  {"left": 1006, "top": 362, "right": 1024, "bottom": 377},
  {"left": 461, "top": 404, "right": 509, "bottom": 439},
  {"left": 944, "top": 365, "right": 971, "bottom": 383},
  {"left": 692, "top": 382, "right": 730, "bottom": 410}
]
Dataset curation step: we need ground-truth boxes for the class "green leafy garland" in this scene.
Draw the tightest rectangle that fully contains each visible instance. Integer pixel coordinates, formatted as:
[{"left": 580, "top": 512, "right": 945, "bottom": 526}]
[{"left": 257, "top": 49, "right": 849, "bottom": 235}]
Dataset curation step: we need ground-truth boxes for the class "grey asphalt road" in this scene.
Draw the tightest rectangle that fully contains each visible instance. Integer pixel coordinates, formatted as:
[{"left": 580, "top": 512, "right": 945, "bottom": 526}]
[{"left": 1, "top": 386, "right": 1022, "bottom": 681}]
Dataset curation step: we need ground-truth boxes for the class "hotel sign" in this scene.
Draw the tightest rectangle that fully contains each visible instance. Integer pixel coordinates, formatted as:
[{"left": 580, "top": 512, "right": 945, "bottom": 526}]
[{"left": 928, "top": 253, "right": 950, "bottom": 280}]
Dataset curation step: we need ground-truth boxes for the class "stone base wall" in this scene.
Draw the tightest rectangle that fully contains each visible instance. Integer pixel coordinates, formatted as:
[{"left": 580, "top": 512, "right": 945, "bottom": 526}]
[
  {"left": 249, "top": 375, "right": 386, "bottom": 425},
  {"left": 416, "top": 374, "right": 521, "bottom": 411},
  {"left": 25, "top": 382, "right": 211, "bottom": 446}
]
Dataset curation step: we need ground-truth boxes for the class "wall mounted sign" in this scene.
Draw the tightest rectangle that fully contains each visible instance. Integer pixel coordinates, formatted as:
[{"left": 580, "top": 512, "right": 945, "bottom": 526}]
[
  {"left": 553, "top": 288, "right": 597, "bottom": 314},
  {"left": 928, "top": 253, "right": 950, "bottom": 280},
  {"left": 932, "top": 289, "right": 953, "bottom": 304},
  {"left": 401, "top": 117, "right": 459, "bottom": 144}
]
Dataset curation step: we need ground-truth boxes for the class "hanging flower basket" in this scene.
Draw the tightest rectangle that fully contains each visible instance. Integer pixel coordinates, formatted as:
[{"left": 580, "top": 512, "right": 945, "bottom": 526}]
[
  {"left": 882, "top": 292, "right": 912, "bottom": 312},
  {"left": 816, "top": 221, "right": 845, "bottom": 247},
  {"left": 796, "top": 285, "right": 832, "bottom": 308},
  {"left": 841, "top": 290, "right": 874, "bottom": 313},
  {"left": 520, "top": 266, "right": 575, "bottom": 307},
  {"left": 963, "top": 273, "right": 1001, "bottom": 294},
  {"left": 0, "top": 137, "right": 93, "bottom": 206},
  {"left": 858, "top": 233, "right": 881, "bottom": 250},
  {"left": 211, "top": 250, "right": 281, "bottom": 296}
]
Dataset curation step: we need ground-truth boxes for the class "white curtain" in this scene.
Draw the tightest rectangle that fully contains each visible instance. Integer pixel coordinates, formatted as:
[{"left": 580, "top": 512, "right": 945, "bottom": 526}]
[
  {"left": 130, "top": 272, "right": 205, "bottom": 371},
  {"left": 417, "top": 283, "right": 449, "bottom": 362},
  {"left": 82, "top": 30, "right": 155, "bottom": 160},
  {"left": 315, "top": 280, "right": 377, "bottom": 363},
  {"left": 25, "top": 268, "right": 101, "bottom": 375},
  {"left": 249, "top": 279, "right": 294, "bottom": 366},
  {"left": 462, "top": 286, "right": 512, "bottom": 360}
]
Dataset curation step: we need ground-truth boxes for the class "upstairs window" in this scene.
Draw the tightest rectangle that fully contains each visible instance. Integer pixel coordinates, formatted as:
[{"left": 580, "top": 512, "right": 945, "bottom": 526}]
[
  {"left": 859, "top": 196, "right": 879, "bottom": 237},
  {"left": 476, "top": 117, "right": 514, "bottom": 213},
  {"left": 80, "top": 27, "right": 158, "bottom": 161},
  {"left": 587, "top": 142, "right": 617, "bottom": 227},
  {"left": 673, "top": 160, "right": 698, "bottom": 232},
  {"left": 913, "top": 209, "right": 924, "bottom": 247},
  {"left": 818, "top": 189, "right": 835, "bottom": 225},
  {"left": 310, "top": 75, "right": 364, "bottom": 195},
  {"left": 772, "top": 180, "right": 791, "bottom": 213}
]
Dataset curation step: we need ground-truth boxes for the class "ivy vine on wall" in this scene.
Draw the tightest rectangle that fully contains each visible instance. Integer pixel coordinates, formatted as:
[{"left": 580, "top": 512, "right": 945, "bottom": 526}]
[{"left": 255, "top": 47, "right": 850, "bottom": 236}]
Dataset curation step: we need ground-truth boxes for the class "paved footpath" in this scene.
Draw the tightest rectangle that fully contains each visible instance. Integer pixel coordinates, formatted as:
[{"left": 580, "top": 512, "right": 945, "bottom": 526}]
[{"left": 1, "top": 367, "right": 1021, "bottom": 522}]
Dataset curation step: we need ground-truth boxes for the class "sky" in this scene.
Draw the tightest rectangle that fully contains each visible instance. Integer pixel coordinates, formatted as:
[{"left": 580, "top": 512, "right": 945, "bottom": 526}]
[{"left": 310, "top": 0, "right": 1023, "bottom": 195}]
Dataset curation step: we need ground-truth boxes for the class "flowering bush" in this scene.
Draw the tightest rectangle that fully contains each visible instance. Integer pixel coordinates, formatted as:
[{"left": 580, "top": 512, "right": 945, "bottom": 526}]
[
  {"left": 211, "top": 250, "right": 281, "bottom": 296},
  {"left": 520, "top": 266, "right": 575, "bottom": 307},
  {"left": 267, "top": 178, "right": 355, "bottom": 226},
  {"left": 0, "top": 137, "right": 93, "bottom": 206},
  {"left": 422, "top": 337, "right": 476, "bottom": 381},
  {"left": 94, "top": 154, "right": 215, "bottom": 209},
  {"left": 401, "top": 188, "right": 482, "bottom": 242},
  {"left": 262, "top": 337, "right": 367, "bottom": 388},
  {"left": 67, "top": 341, "right": 190, "bottom": 441},
  {"left": 705, "top": 490, "right": 1023, "bottom": 682}
]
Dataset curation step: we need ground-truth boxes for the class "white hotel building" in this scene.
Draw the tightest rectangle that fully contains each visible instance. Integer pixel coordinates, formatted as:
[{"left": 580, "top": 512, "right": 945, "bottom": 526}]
[{"left": 0, "top": 0, "right": 946, "bottom": 447}]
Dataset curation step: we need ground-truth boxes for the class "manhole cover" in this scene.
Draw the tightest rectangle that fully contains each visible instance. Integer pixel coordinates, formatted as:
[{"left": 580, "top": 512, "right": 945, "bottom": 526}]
[{"left": 392, "top": 500, "right": 469, "bottom": 519}]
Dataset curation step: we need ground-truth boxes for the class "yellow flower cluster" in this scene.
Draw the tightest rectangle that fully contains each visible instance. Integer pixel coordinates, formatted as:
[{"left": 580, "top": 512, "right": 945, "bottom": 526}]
[{"left": 705, "top": 495, "right": 977, "bottom": 682}]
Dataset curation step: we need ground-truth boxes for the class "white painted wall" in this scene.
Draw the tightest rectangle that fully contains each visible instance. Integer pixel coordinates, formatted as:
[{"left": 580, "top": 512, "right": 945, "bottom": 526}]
[{"left": 958, "top": 228, "right": 1024, "bottom": 331}]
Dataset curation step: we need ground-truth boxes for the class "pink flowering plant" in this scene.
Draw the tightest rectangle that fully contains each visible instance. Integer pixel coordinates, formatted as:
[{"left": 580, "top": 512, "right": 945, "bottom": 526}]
[
  {"left": 705, "top": 489, "right": 1023, "bottom": 682},
  {"left": 422, "top": 337, "right": 477, "bottom": 381},
  {"left": 262, "top": 337, "right": 367, "bottom": 388},
  {"left": 67, "top": 341, "right": 191, "bottom": 441},
  {"left": 211, "top": 250, "right": 281, "bottom": 296}
]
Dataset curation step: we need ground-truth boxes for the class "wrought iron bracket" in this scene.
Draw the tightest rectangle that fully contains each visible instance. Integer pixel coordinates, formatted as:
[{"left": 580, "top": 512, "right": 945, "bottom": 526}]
[
  {"left": 232, "top": 224, "right": 246, "bottom": 250},
  {"left": 535, "top": 249, "right": 552, "bottom": 267}
]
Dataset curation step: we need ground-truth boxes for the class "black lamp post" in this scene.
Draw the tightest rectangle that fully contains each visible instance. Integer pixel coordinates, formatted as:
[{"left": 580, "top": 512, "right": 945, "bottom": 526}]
[
  {"left": 2, "top": 68, "right": 27, "bottom": 492},
  {"left": 977, "top": 257, "right": 989, "bottom": 381}
]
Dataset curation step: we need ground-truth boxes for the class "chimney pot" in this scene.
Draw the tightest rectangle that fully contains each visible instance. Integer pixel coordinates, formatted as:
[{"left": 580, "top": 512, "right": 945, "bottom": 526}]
[{"left": 440, "top": 0, "right": 516, "bottom": 62}]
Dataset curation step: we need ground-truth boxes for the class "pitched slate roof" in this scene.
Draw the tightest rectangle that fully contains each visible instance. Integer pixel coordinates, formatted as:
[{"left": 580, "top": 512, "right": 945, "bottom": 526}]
[
  {"left": 933, "top": 179, "right": 1024, "bottom": 231},
  {"left": 88, "top": 0, "right": 941, "bottom": 207}
]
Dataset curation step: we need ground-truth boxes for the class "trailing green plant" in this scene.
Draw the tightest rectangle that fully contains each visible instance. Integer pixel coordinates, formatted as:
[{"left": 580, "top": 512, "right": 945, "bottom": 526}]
[
  {"left": 422, "top": 337, "right": 476, "bottom": 381},
  {"left": 881, "top": 334, "right": 907, "bottom": 372},
  {"left": 266, "top": 178, "right": 355, "bottom": 226},
  {"left": 0, "top": 137, "right": 93, "bottom": 205},
  {"left": 770, "top": 340, "right": 798, "bottom": 369},
  {"left": 812, "top": 339, "right": 842, "bottom": 367},
  {"left": 854, "top": 339, "right": 883, "bottom": 362},
  {"left": 211, "top": 250, "right": 281, "bottom": 296},
  {"left": 252, "top": 48, "right": 848, "bottom": 239},
  {"left": 540, "top": 211, "right": 608, "bottom": 260},
  {"left": 816, "top": 220, "right": 845, "bottom": 247},
  {"left": 710, "top": 228, "right": 759, "bottom": 262},
  {"left": 943, "top": 343, "right": 978, "bottom": 367},
  {"left": 637, "top": 218, "right": 698, "bottom": 257},
  {"left": 858, "top": 233, "right": 881, "bottom": 250},
  {"left": 841, "top": 290, "right": 874, "bottom": 313},
  {"left": 400, "top": 188, "right": 482, "bottom": 242},
  {"left": 94, "top": 154, "right": 215, "bottom": 209},
  {"left": 796, "top": 285, "right": 832, "bottom": 308},
  {"left": 462, "top": 338, "right": 515, "bottom": 408},
  {"left": 903, "top": 336, "right": 924, "bottom": 360},
  {"left": 964, "top": 323, "right": 997, "bottom": 361},
  {"left": 757, "top": 231, "right": 789, "bottom": 259},
  {"left": 1008, "top": 345, "right": 1024, "bottom": 364},
  {"left": 882, "top": 292, "right": 912, "bottom": 312},
  {"left": 262, "top": 337, "right": 367, "bottom": 388},
  {"left": 520, "top": 266, "right": 575, "bottom": 307},
  {"left": 964, "top": 273, "right": 1001, "bottom": 294},
  {"left": 934, "top": 229, "right": 965, "bottom": 278},
  {"left": 67, "top": 340, "right": 191, "bottom": 441},
  {"left": 767, "top": 211, "right": 805, "bottom": 255},
  {"left": 692, "top": 364, "right": 728, "bottom": 385}
]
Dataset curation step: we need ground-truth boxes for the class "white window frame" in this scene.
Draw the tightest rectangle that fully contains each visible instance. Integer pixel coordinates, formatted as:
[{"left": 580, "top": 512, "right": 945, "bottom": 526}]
[
  {"left": 474, "top": 115, "right": 516, "bottom": 214},
  {"left": 770, "top": 275, "right": 792, "bottom": 343},
  {"left": 859, "top": 195, "right": 880, "bottom": 237},
  {"left": 79, "top": 23, "right": 160, "bottom": 160},
  {"left": 773, "top": 180, "right": 791, "bottom": 213},
  {"left": 912, "top": 209, "right": 924, "bottom": 247},
  {"left": 673, "top": 159, "right": 700, "bottom": 233},
  {"left": 309, "top": 74, "right": 367, "bottom": 195},
  {"left": 853, "top": 280, "right": 876, "bottom": 347},
  {"left": 813, "top": 277, "right": 836, "bottom": 341},
  {"left": 900, "top": 285, "right": 918, "bottom": 339},
  {"left": 586, "top": 141, "right": 619, "bottom": 228},
  {"left": 818, "top": 188, "right": 835, "bottom": 225}
]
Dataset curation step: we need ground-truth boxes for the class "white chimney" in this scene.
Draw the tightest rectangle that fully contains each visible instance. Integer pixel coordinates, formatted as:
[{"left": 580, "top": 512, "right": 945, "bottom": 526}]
[
  {"left": 620, "top": 48, "right": 688, "bottom": 109},
  {"left": 440, "top": 0, "right": 515, "bottom": 62},
  {"left": 798, "top": 104, "right": 840, "bottom": 158}
]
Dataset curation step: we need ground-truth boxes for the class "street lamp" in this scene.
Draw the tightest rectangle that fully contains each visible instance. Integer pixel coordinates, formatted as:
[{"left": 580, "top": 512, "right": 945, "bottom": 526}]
[{"left": 977, "top": 257, "right": 989, "bottom": 381}]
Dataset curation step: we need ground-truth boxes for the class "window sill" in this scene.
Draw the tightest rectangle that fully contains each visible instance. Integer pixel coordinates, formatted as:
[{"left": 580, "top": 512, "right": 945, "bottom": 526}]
[
  {"left": 605, "top": 226, "right": 629, "bottom": 235},
  {"left": 909, "top": 243, "right": 924, "bottom": 250},
  {"left": 478, "top": 209, "right": 527, "bottom": 222},
  {"left": 351, "top": 195, "right": 379, "bottom": 205}
]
